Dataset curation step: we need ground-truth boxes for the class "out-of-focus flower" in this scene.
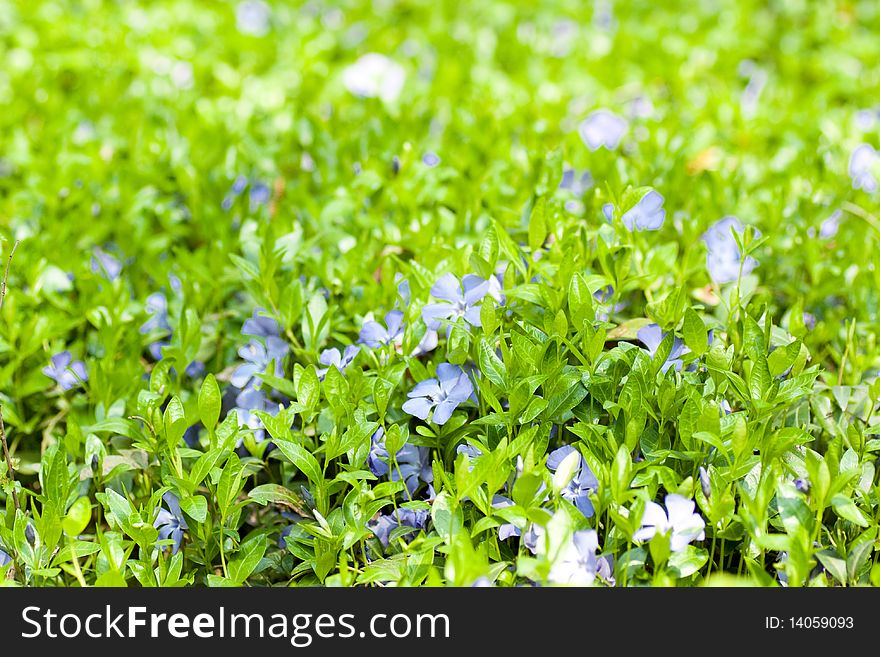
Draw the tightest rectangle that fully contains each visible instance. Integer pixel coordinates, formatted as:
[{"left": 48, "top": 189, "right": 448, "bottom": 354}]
[
  {"left": 633, "top": 494, "right": 706, "bottom": 552},
  {"left": 140, "top": 292, "right": 171, "bottom": 334},
  {"left": 343, "top": 53, "right": 405, "bottom": 103},
  {"left": 402, "top": 363, "right": 474, "bottom": 425},
  {"left": 42, "top": 351, "right": 88, "bottom": 390},
  {"left": 236, "top": 0, "right": 271, "bottom": 37},
  {"left": 249, "top": 182, "right": 271, "bottom": 210},
  {"left": 620, "top": 190, "right": 666, "bottom": 231},
  {"left": 242, "top": 308, "right": 281, "bottom": 339},
  {"left": 559, "top": 167, "right": 593, "bottom": 196},
  {"left": 546, "top": 446, "right": 598, "bottom": 518},
  {"left": 636, "top": 324, "right": 690, "bottom": 373},
  {"left": 422, "top": 152, "right": 440, "bottom": 167},
  {"left": 794, "top": 478, "right": 810, "bottom": 494},
  {"left": 90, "top": 247, "right": 122, "bottom": 281},
  {"left": 368, "top": 508, "right": 429, "bottom": 548},
  {"left": 578, "top": 109, "right": 627, "bottom": 151},
  {"left": 154, "top": 492, "right": 189, "bottom": 555},
  {"left": 470, "top": 576, "right": 493, "bottom": 587},
  {"left": 233, "top": 386, "right": 278, "bottom": 444},
  {"left": 317, "top": 345, "right": 359, "bottom": 379},
  {"left": 819, "top": 210, "right": 842, "bottom": 239},
  {"left": 367, "top": 427, "right": 434, "bottom": 496},
  {"left": 422, "top": 273, "right": 491, "bottom": 336},
  {"left": 230, "top": 338, "right": 289, "bottom": 388},
  {"left": 849, "top": 143, "right": 878, "bottom": 192},
  {"left": 699, "top": 466, "right": 711, "bottom": 498},
  {"left": 548, "top": 529, "right": 600, "bottom": 586},
  {"left": 359, "top": 310, "right": 405, "bottom": 348},
  {"left": 702, "top": 216, "right": 760, "bottom": 283}
]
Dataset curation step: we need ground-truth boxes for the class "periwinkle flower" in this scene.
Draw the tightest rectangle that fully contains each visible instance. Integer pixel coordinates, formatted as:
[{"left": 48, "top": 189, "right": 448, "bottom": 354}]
[
  {"left": 548, "top": 529, "right": 600, "bottom": 586},
  {"left": 90, "top": 247, "right": 122, "bottom": 281},
  {"left": 702, "top": 216, "right": 760, "bottom": 283},
  {"left": 546, "top": 446, "right": 598, "bottom": 518},
  {"left": 621, "top": 190, "right": 666, "bottom": 231},
  {"left": 249, "top": 182, "right": 271, "bottom": 210},
  {"left": 633, "top": 494, "right": 706, "bottom": 552},
  {"left": 140, "top": 292, "right": 171, "bottom": 334},
  {"left": 559, "top": 167, "right": 593, "bottom": 196},
  {"left": 42, "top": 351, "right": 88, "bottom": 390},
  {"left": 359, "top": 310, "right": 405, "bottom": 348},
  {"left": 242, "top": 308, "right": 281, "bottom": 339},
  {"left": 230, "top": 338, "right": 289, "bottom": 388},
  {"left": 699, "top": 466, "right": 711, "bottom": 498},
  {"left": 402, "top": 363, "right": 474, "bottom": 426},
  {"left": 0, "top": 547, "right": 11, "bottom": 567},
  {"left": 233, "top": 386, "right": 278, "bottom": 443},
  {"left": 236, "top": 0, "right": 271, "bottom": 37},
  {"left": 422, "top": 152, "right": 440, "bottom": 167},
  {"left": 578, "top": 109, "right": 627, "bottom": 151},
  {"left": 343, "top": 53, "right": 406, "bottom": 103},
  {"left": 317, "top": 345, "right": 359, "bottom": 379},
  {"left": 794, "top": 478, "right": 810, "bottom": 494},
  {"left": 490, "top": 495, "right": 522, "bottom": 541},
  {"left": 367, "top": 427, "right": 434, "bottom": 496},
  {"left": 471, "top": 576, "right": 493, "bottom": 587},
  {"left": 636, "top": 324, "right": 690, "bottom": 373},
  {"left": 154, "top": 492, "right": 189, "bottom": 555},
  {"left": 422, "top": 273, "right": 491, "bottom": 336},
  {"left": 368, "top": 507, "right": 429, "bottom": 548},
  {"left": 849, "top": 143, "right": 879, "bottom": 192},
  {"left": 819, "top": 210, "right": 842, "bottom": 239}
]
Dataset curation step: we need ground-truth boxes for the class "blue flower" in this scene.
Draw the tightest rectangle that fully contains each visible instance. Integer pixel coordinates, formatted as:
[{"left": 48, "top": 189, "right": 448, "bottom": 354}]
[
  {"left": 42, "top": 351, "right": 88, "bottom": 390},
  {"left": 548, "top": 529, "right": 600, "bottom": 586},
  {"left": 819, "top": 210, "right": 842, "bottom": 239},
  {"left": 368, "top": 508, "right": 429, "bottom": 548},
  {"left": 636, "top": 323, "right": 690, "bottom": 373},
  {"left": 559, "top": 167, "right": 593, "bottom": 196},
  {"left": 236, "top": 0, "right": 271, "bottom": 37},
  {"left": 546, "top": 445, "right": 598, "bottom": 518},
  {"left": 621, "top": 190, "right": 666, "bottom": 231},
  {"left": 140, "top": 292, "right": 171, "bottom": 335},
  {"left": 578, "top": 109, "right": 627, "bottom": 151},
  {"left": 317, "top": 345, "right": 359, "bottom": 379},
  {"left": 633, "top": 494, "right": 706, "bottom": 552},
  {"left": 422, "top": 152, "right": 440, "bottom": 167},
  {"left": 154, "top": 492, "right": 189, "bottom": 555},
  {"left": 0, "top": 546, "right": 11, "bottom": 567},
  {"left": 90, "top": 247, "right": 122, "bottom": 281},
  {"left": 422, "top": 273, "right": 491, "bottom": 336},
  {"left": 242, "top": 308, "right": 281, "bottom": 339},
  {"left": 490, "top": 494, "right": 522, "bottom": 541},
  {"left": 233, "top": 386, "right": 279, "bottom": 443},
  {"left": 849, "top": 143, "right": 878, "bottom": 192},
  {"left": 367, "top": 427, "right": 434, "bottom": 496},
  {"left": 702, "top": 216, "right": 760, "bottom": 283},
  {"left": 402, "top": 363, "right": 474, "bottom": 425},
  {"left": 230, "top": 338, "right": 289, "bottom": 388},
  {"left": 249, "top": 182, "right": 271, "bottom": 210},
  {"left": 359, "top": 310, "right": 404, "bottom": 348}
]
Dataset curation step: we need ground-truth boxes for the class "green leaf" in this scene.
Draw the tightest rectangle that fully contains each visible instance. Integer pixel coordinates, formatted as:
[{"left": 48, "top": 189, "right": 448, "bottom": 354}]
[
  {"left": 62, "top": 496, "right": 92, "bottom": 537},
  {"left": 198, "top": 373, "right": 221, "bottom": 431},
  {"left": 831, "top": 494, "right": 869, "bottom": 527},
  {"left": 528, "top": 196, "right": 547, "bottom": 253},
  {"left": 682, "top": 307, "right": 708, "bottom": 356},
  {"left": 274, "top": 439, "right": 324, "bottom": 487},
  {"left": 228, "top": 534, "right": 267, "bottom": 585},
  {"left": 179, "top": 495, "right": 208, "bottom": 524}
]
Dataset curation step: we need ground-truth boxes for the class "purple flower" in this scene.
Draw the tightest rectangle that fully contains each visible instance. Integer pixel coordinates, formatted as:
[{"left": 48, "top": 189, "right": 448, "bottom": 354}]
[
  {"left": 154, "top": 492, "right": 189, "bottom": 555},
  {"left": 819, "top": 210, "right": 842, "bottom": 239},
  {"left": 317, "top": 345, "right": 359, "bottom": 379},
  {"left": 90, "top": 247, "right": 122, "bottom": 281},
  {"left": 794, "top": 478, "right": 810, "bottom": 494},
  {"left": 233, "top": 386, "right": 278, "bottom": 444},
  {"left": 249, "top": 182, "right": 271, "bottom": 210},
  {"left": 633, "top": 494, "right": 706, "bottom": 552},
  {"left": 546, "top": 446, "right": 598, "bottom": 518},
  {"left": 621, "top": 190, "right": 666, "bottom": 231},
  {"left": 849, "top": 143, "right": 878, "bottom": 192},
  {"left": 402, "top": 363, "right": 474, "bottom": 426},
  {"left": 636, "top": 324, "right": 689, "bottom": 373},
  {"left": 42, "top": 351, "right": 88, "bottom": 390},
  {"left": 359, "top": 310, "right": 404, "bottom": 348},
  {"left": 702, "top": 216, "right": 760, "bottom": 283},
  {"left": 578, "top": 109, "right": 627, "bottom": 151},
  {"left": 422, "top": 273, "right": 491, "bottom": 336},
  {"left": 0, "top": 547, "right": 11, "bottom": 567},
  {"left": 422, "top": 152, "right": 441, "bottom": 167},
  {"left": 559, "top": 167, "right": 593, "bottom": 196},
  {"left": 230, "top": 338, "right": 289, "bottom": 388},
  {"left": 140, "top": 292, "right": 171, "bottom": 334},
  {"left": 548, "top": 529, "right": 600, "bottom": 586},
  {"left": 368, "top": 508, "right": 429, "bottom": 548},
  {"left": 236, "top": 0, "right": 271, "bottom": 37},
  {"left": 367, "top": 427, "right": 434, "bottom": 496},
  {"left": 242, "top": 308, "right": 281, "bottom": 339},
  {"left": 491, "top": 494, "right": 522, "bottom": 541}
]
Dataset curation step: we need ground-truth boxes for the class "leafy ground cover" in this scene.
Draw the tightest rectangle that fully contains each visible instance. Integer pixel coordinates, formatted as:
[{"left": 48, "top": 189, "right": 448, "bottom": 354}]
[{"left": 1, "top": 0, "right": 880, "bottom": 587}]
